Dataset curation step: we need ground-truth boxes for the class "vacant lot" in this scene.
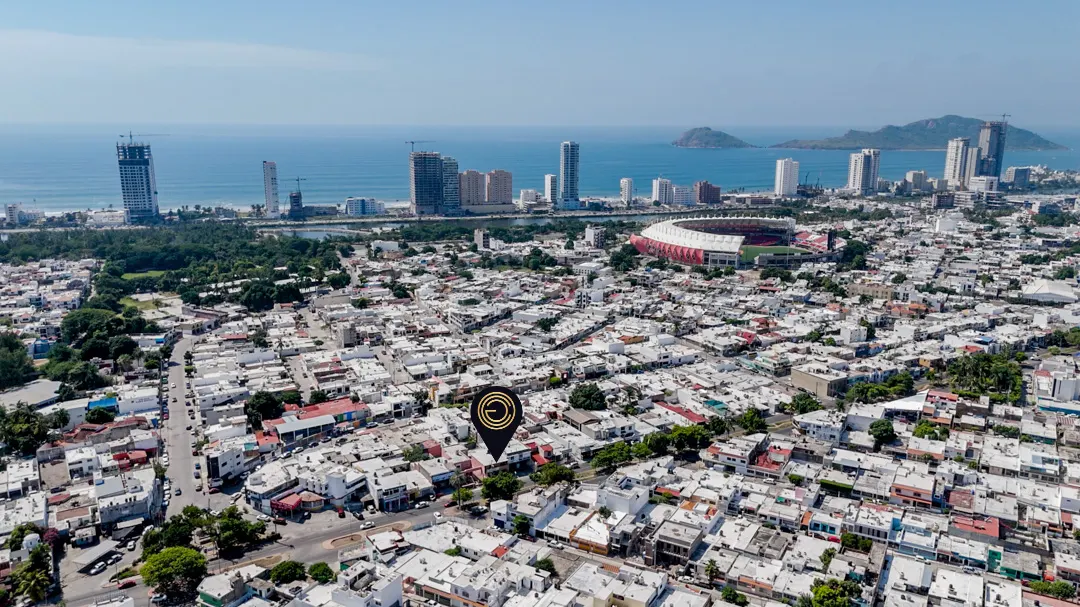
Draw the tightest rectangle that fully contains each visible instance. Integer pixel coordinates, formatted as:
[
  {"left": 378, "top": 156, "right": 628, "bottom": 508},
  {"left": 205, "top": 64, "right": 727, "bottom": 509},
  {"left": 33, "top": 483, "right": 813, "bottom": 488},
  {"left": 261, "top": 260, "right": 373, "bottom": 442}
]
[{"left": 121, "top": 270, "right": 165, "bottom": 280}]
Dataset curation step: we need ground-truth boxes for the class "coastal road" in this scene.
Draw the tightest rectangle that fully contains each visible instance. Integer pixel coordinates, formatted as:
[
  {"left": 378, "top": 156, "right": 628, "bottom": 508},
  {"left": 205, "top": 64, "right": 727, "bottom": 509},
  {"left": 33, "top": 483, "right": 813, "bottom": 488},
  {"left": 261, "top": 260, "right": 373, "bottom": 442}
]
[{"left": 65, "top": 500, "right": 452, "bottom": 607}]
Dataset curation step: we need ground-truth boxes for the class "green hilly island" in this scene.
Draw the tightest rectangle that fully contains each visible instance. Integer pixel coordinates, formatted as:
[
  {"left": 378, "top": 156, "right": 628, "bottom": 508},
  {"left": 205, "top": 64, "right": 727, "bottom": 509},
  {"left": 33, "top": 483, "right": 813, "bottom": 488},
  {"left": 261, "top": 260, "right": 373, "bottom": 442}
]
[
  {"left": 771, "top": 115, "right": 1065, "bottom": 151},
  {"left": 672, "top": 127, "right": 756, "bottom": 149}
]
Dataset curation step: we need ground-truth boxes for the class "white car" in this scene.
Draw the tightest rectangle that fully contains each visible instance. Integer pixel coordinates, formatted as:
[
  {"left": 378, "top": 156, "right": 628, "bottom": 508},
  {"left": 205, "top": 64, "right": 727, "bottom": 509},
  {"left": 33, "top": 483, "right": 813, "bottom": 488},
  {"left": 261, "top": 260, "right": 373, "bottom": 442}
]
[
  {"left": 361, "top": 521, "right": 375, "bottom": 530},
  {"left": 89, "top": 562, "right": 106, "bottom": 576},
  {"left": 433, "top": 512, "right": 442, "bottom": 520},
  {"left": 258, "top": 515, "right": 272, "bottom": 523},
  {"left": 171, "top": 383, "right": 176, "bottom": 389}
]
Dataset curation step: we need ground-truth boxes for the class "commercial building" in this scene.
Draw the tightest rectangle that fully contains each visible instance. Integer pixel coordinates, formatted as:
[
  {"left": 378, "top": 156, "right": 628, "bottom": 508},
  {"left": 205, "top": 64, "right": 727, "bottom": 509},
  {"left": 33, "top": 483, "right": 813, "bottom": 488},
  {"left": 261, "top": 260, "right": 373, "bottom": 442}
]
[
  {"left": 977, "top": 121, "right": 1007, "bottom": 179},
  {"left": 693, "top": 180, "right": 721, "bottom": 204},
  {"left": 485, "top": 170, "right": 513, "bottom": 205},
  {"left": 774, "top": 158, "right": 800, "bottom": 196},
  {"left": 409, "top": 151, "right": 444, "bottom": 216},
  {"left": 620, "top": 178, "right": 634, "bottom": 205},
  {"left": 345, "top": 198, "right": 385, "bottom": 216},
  {"left": 519, "top": 189, "right": 540, "bottom": 204},
  {"left": 441, "top": 156, "right": 460, "bottom": 215},
  {"left": 459, "top": 170, "right": 485, "bottom": 207},
  {"left": 967, "top": 176, "right": 998, "bottom": 193},
  {"left": 558, "top": 141, "right": 580, "bottom": 210},
  {"left": 652, "top": 178, "right": 674, "bottom": 204},
  {"left": 847, "top": 149, "right": 880, "bottom": 195},
  {"left": 262, "top": 161, "right": 279, "bottom": 216},
  {"left": 117, "top": 141, "right": 159, "bottom": 223},
  {"left": 1004, "top": 166, "right": 1031, "bottom": 188}
]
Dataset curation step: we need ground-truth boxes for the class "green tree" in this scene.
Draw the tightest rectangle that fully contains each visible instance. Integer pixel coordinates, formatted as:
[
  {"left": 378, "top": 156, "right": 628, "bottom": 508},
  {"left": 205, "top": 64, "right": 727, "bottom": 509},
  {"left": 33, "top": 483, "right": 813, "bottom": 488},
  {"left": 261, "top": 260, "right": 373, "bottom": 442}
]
[
  {"left": 705, "top": 559, "right": 720, "bottom": 582},
  {"left": 328, "top": 273, "right": 351, "bottom": 289},
  {"left": 402, "top": 445, "right": 427, "bottom": 462},
  {"left": 85, "top": 407, "right": 116, "bottom": 425},
  {"left": 481, "top": 471, "right": 522, "bottom": 501},
  {"left": 534, "top": 557, "right": 557, "bottom": 576},
  {"left": 1029, "top": 581, "right": 1076, "bottom": 599},
  {"left": 591, "top": 441, "right": 633, "bottom": 470},
  {"left": 790, "top": 393, "right": 822, "bottom": 415},
  {"left": 245, "top": 391, "right": 283, "bottom": 427},
  {"left": 820, "top": 547, "right": 836, "bottom": 570},
  {"left": 140, "top": 547, "right": 208, "bottom": 598},
  {"left": 0, "top": 405, "right": 53, "bottom": 455},
  {"left": 308, "top": 389, "right": 329, "bottom": 404},
  {"left": 536, "top": 317, "right": 559, "bottom": 332},
  {"left": 308, "top": 562, "right": 336, "bottom": 584},
  {"left": 737, "top": 408, "right": 768, "bottom": 433},
  {"left": 46, "top": 408, "right": 70, "bottom": 430},
  {"left": 530, "top": 463, "right": 575, "bottom": 486},
  {"left": 598, "top": 506, "right": 613, "bottom": 519},
  {"left": 869, "top": 419, "right": 896, "bottom": 451},
  {"left": 6, "top": 523, "right": 43, "bottom": 550},
  {"left": 451, "top": 486, "right": 473, "bottom": 506},
  {"left": 631, "top": 441, "right": 652, "bottom": 459},
  {"left": 669, "top": 425, "right": 711, "bottom": 451},
  {"left": 512, "top": 514, "right": 531, "bottom": 536},
  {"left": 12, "top": 567, "right": 50, "bottom": 603},
  {"left": 569, "top": 383, "right": 607, "bottom": 411},
  {"left": 645, "top": 431, "right": 671, "bottom": 455},
  {"left": 269, "top": 560, "right": 308, "bottom": 584},
  {"left": 810, "top": 578, "right": 862, "bottom": 607},
  {"left": 0, "top": 333, "right": 34, "bottom": 389},
  {"left": 722, "top": 586, "right": 749, "bottom": 606}
]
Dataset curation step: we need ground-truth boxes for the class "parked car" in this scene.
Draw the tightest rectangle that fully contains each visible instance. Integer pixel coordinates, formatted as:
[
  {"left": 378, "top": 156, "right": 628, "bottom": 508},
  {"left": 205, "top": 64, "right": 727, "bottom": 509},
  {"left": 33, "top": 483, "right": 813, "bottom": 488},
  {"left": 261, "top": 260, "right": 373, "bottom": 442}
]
[
  {"left": 208, "top": 488, "right": 220, "bottom": 495},
  {"left": 415, "top": 502, "right": 429, "bottom": 509},
  {"left": 108, "top": 553, "right": 123, "bottom": 565},
  {"left": 258, "top": 515, "right": 271, "bottom": 523},
  {"left": 338, "top": 510, "right": 346, "bottom": 518},
  {"left": 433, "top": 512, "right": 442, "bottom": 520},
  {"left": 194, "top": 463, "right": 201, "bottom": 469},
  {"left": 151, "top": 594, "right": 168, "bottom": 604},
  {"left": 118, "top": 580, "right": 138, "bottom": 590},
  {"left": 89, "top": 562, "right": 106, "bottom": 576},
  {"left": 273, "top": 517, "right": 287, "bottom": 525},
  {"left": 193, "top": 470, "right": 200, "bottom": 479},
  {"left": 361, "top": 521, "right": 375, "bottom": 530},
  {"left": 126, "top": 539, "right": 138, "bottom": 551}
]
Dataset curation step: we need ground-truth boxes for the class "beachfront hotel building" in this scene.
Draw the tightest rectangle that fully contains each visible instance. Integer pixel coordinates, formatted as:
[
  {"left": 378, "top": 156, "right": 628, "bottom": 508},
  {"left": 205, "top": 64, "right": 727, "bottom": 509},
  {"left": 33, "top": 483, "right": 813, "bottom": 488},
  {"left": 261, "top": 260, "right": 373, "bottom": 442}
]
[
  {"left": 944, "top": 138, "right": 970, "bottom": 189},
  {"left": 558, "top": 141, "right": 580, "bottom": 210},
  {"left": 620, "top": 178, "right": 634, "bottom": 205},
  {"left": 117, "top": 141, "right": 159, "bottom": 223},
  {"left": 262, "top": 161, "right": 280, "bottom": 216},
  {"left": 774, "top": 158, "right": 800, "bottom": 197},
  {"left": 486, "top": 170, "right": 513, "bottom": 205},
  {"left": 846, "top": 148, "right": 880, "bottom": 196},
  {"left": 651, "top": 178, "right": 674, "bottom": 205},
  {"left": 544, "top": 174, "right": 558, "bottom": 205},
  {"left": 459, "top": 170, "right": 485, "bottom": 206}
]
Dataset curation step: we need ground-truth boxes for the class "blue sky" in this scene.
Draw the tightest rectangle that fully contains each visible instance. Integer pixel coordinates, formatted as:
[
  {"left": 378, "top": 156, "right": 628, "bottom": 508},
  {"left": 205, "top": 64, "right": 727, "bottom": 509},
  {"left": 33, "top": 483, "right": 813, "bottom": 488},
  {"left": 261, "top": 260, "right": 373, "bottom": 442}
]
[{"left": 2, "top": 0, "right": 1077, "bottom": 127}]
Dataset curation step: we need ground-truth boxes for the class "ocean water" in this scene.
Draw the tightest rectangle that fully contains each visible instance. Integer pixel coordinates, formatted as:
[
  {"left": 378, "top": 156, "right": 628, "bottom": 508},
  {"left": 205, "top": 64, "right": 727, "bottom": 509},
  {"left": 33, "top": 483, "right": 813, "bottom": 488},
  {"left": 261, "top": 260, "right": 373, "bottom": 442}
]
[{"left": 0, "top": 124, "right": 1078, "bottom": 212}]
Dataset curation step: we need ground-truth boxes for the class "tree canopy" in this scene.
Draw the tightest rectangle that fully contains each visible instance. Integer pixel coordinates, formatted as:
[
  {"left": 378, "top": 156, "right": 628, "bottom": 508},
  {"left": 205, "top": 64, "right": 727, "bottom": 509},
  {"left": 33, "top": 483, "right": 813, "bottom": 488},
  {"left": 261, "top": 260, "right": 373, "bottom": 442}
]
[
  {"left": 569, "top": 383, "right": 607, "bottom": 411},
  {"left": 140, "top": 547, "right": 208, "bottom": 598},
  {"left": 481, "top": 471, "right": 522, "bottom": 501}
]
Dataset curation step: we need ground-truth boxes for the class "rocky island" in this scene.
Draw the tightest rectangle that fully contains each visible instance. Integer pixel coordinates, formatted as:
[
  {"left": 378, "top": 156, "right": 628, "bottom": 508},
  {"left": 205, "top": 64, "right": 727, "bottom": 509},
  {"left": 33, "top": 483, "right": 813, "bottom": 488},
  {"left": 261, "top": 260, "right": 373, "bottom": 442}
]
[
  {"left": 672, "top": 127, "right": 756, "bottom": 149},
  {"left": 771, "top": 115, "right": 1065, "bottom": 151}
]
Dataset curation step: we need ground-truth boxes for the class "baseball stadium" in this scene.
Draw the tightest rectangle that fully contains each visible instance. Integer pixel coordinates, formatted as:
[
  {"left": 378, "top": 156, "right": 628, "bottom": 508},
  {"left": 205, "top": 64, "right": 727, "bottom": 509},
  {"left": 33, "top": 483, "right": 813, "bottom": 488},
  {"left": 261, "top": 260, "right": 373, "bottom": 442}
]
[{"left": 629, "top": 215, "right": 840, "bottom": 268}]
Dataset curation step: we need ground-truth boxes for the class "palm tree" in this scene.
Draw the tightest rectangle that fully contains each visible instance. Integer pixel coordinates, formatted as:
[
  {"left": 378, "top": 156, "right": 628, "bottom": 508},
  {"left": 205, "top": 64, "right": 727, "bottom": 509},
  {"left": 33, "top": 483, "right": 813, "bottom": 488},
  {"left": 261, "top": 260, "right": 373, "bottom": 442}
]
[
  {"left": 14, "top": 568, "right": 50, "bottom": 603},
  {"left": 705, "top": 559, "right": 720, "bottom": 583}
]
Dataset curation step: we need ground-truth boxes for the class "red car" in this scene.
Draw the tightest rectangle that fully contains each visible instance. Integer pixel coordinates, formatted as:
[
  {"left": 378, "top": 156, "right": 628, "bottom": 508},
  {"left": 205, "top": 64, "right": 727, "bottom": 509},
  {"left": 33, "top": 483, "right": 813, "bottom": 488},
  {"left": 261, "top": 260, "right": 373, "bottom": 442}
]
[
  {"left": 208, "top": 488, "right": 220, "bottom": 494},
  {"left": 117, "top": 580, "right": 137, "bottom": 590}
]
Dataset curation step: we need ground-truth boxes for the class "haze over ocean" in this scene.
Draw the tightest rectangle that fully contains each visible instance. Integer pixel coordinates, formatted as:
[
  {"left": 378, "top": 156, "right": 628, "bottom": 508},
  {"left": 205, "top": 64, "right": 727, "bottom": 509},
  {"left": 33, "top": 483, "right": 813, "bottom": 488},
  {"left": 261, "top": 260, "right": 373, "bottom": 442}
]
[{"left": 1, "top": 125, "right": 1077, "bottom": 212}]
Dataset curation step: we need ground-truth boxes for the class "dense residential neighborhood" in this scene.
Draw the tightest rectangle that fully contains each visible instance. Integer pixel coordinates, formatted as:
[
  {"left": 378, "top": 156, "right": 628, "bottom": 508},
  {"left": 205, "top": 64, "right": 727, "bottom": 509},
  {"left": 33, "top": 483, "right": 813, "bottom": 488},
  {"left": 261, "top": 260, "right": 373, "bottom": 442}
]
[{"left": 2, "top": 192, "right": 1080, "bottom": 607}]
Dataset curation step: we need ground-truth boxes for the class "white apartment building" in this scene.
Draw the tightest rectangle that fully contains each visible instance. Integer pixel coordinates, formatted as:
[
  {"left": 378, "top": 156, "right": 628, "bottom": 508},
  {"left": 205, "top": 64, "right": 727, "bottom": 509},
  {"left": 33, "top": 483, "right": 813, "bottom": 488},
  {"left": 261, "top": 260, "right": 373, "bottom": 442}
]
[
  {"left": 944, "top": 138, "right": 970, "bottom": 189},
  {"left": 345, "top": 197, "right": 384, "bottom": 216},
  {"left": 672, "top": 185, "right": 692, "bottom": 205},
  {"left": 262, "top": 161, "right": 279, "bottom": 215},
  {"left": 968, "top": 176, "right": 999, "bottom": 193},
  {"left": 847, "top": 148, "right": 880, "bottom": 195},
  {"left": 652, "top": 178, "right": 674, "bottom": 204},
  {"left": 773, "top": 156, "right": 799, "bottom": 194},
  {"left": 544, "top": 174, "right": 558, "bottom": 204},
  {"left": 774, "top": 158, "right": 800, "bottom": 196},
  {"left": 619, "top": 177, "right": 634, "bottom": 204},
  {"left": 519, "top": 189, "right": 539, "bottom": 204}
]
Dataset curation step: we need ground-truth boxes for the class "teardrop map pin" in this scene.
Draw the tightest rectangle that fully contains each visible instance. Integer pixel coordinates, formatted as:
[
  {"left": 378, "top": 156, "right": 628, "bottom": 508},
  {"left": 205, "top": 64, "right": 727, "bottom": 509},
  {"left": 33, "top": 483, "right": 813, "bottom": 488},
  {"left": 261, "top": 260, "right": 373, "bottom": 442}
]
[{"left": 470, "top": 386, "right": 523, "bottom": 461}]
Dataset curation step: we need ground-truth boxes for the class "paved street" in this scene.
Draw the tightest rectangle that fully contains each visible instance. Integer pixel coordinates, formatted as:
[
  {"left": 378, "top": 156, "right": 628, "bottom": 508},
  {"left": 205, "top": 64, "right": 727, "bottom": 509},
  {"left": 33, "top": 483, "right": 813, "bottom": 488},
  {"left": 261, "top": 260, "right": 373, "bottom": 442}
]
[{"left": 66, "top": 498, "right": 452, "bottom": 607}]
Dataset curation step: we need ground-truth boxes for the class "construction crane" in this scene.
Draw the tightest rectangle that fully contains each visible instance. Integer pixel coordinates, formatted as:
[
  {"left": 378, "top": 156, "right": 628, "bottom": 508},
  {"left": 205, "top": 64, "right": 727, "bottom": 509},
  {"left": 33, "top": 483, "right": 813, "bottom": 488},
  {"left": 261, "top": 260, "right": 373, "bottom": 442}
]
[
  {"left": 287, "top": 177, "right": 307, "bottom": 192},
  {"left": 405, "top": 140, "right": 434, "bottom": 152},
  {"left": 118, "top": 131, "right": 169, "bottom": 144}
]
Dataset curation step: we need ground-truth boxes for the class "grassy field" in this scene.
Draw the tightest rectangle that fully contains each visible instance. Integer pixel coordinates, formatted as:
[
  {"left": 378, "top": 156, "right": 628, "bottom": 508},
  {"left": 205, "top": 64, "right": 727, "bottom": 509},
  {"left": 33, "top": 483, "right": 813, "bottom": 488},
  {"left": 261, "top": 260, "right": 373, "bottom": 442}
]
[
  {"left": 739, "top": 245, "right": 808, "bottom": 263},
  {"left": 119, "top": 296, "right": 159, "bottom": 311},
  {"left": 121, "top": 270, "right": 165, "bottom": 280}
]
